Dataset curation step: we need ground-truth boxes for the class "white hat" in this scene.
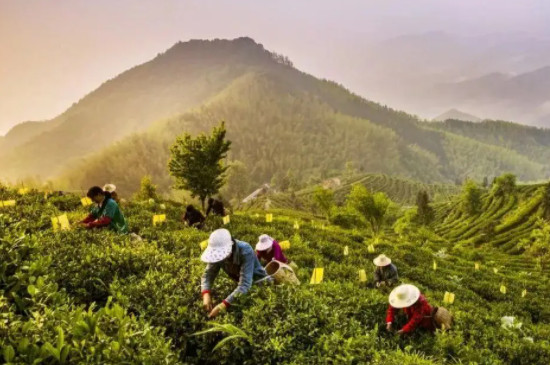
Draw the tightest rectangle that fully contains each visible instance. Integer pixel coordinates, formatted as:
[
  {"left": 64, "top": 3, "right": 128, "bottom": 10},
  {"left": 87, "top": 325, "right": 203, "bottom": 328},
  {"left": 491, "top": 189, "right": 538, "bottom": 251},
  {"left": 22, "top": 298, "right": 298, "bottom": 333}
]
[
  {"left": 201, "top": 229, "right": 234, "bottom": 263},
  {"left": 373, "top": 254, "right": 391, "bottom": 267},
  {"left": 103, "top": 184, "right": 117, "bottom": 193},
  {"left": 389, "top": 284, "right": 420, "bottom": 308},
  {"left": 256, "top": 234, "right": 274, "bottom": 251}
]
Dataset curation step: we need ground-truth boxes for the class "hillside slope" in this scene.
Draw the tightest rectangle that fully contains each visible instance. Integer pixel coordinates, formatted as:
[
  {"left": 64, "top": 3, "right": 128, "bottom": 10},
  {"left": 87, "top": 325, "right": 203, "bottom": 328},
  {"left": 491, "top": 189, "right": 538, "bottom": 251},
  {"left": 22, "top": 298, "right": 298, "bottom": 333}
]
[{"left": 0, "top": 38, "right": 288, "bottom": 180}]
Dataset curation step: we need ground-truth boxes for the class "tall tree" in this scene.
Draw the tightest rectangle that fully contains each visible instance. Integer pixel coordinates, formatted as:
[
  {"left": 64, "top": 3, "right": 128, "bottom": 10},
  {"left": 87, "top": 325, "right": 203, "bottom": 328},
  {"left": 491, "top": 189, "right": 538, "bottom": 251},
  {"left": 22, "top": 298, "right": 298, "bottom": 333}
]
[
  {"left": 461, "top": 179, "right": 482, "bottom": 215},
  {"left": 168, "top": 122, "right": 231, "bottom": 210},
  {"left": 135, "top": 175, "right": 159, "bottom": 201},
  {"left": 416, "top": 190, "right": 434, "bottom": 225}
]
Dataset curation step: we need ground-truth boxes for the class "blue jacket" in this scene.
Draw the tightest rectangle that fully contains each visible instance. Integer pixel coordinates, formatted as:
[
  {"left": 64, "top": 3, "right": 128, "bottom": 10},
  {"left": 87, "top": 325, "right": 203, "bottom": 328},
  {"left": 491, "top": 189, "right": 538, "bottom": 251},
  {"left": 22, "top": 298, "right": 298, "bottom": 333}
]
[
  {"left": 374, "top": 263, "right": 399, "bottom": 284},
  {"left": 201, "top": 240, "right": 270, "bottom": 304}
]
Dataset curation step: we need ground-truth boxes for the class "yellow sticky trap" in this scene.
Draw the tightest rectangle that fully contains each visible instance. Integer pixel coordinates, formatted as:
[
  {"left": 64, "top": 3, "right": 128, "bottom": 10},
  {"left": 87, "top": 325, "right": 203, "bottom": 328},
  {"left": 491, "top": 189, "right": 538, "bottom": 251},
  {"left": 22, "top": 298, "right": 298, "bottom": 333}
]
[
  {"left": 521, "top": 289, "right": 527, "bottom": 298},
  {"left": 293, "top": 221, "right": 300, "bottom": 230},
  {"left": 310, "top": 268, "right": 324, "bottom": 284},
  {"left": 152, "top": 214, "right": 166, "bottom": 226},
  {"left": 0, "top": 200, "right": 16, "bottom": 208},
  {"left": 279, "top": 240, "right": 291, "bottom": 250},
  {"left": 18, "top": 188, "right": 29, "bottom": 195},
  {"left": 321, "top": 224, "right": 326, "bottom": 230},
  {"left": 200, "top": 240, "right": 208, "bottom": 250},
  {"left": 358, "top": 269, "right": 367, "bottom": 282},
  {"left": 493, "top": 268, "right": 499, "bottom": 274},
  {"left": 81, "top": 197, "right": 93, "bottom": 207},
  {"left": 475, "top": 262, "right": 480, "bottom": 271},
  {"left": 343, "top": 246, "right": 349, "bottom": 256},
  {"left": 266, "top": 213, "right": 273, "bottom": 223},
  {"left": 443, "top": 292, "right": 455, "bottom": 304},
  {"left": 51, "top": 214, "right": 70, "bottom": 232},
  {"left": 367, "top": 244, "right": 375, "bottom": 253},
  {"left": 433, "top": 260, "right": 437, "bottom": 271},
  {"left": 254, "top": 213, "right": 260, "bottom": 218},
  {"left": 500, "top": 285, "right": 507, "bottom": 294},
  {"left": 223, "top": 215, "right": 230, "bottom": 225}
]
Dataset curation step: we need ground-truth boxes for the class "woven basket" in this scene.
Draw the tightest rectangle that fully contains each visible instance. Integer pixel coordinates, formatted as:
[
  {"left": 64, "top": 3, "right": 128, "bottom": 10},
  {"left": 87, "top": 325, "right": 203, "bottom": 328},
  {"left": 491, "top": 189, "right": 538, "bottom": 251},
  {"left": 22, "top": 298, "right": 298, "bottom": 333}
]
[
  {"left": 265, "top": 260, "right": 300, "bottom": 285},
  {"left": 433, "top": 307, "right": 453, "bottom": 330}
]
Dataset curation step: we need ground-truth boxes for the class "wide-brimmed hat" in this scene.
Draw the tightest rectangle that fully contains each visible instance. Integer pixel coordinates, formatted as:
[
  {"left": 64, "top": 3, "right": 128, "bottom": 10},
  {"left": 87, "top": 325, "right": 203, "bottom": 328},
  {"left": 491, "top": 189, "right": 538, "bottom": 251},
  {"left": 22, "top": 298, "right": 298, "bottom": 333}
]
[
  {"left": 373, "top": 254, "right": 392, "bottom": 267},
  {"left": 389, "top": 284, "right": 420, "bottom": 308},
  {"left": 256, "top": 234, "right": 274, "bottom": 251},
  {"left": 103, "top": 184, "right": 117, "bottom": 193},
  {"left": 201, "top": 229, "right": 234, "bottom": 263}
]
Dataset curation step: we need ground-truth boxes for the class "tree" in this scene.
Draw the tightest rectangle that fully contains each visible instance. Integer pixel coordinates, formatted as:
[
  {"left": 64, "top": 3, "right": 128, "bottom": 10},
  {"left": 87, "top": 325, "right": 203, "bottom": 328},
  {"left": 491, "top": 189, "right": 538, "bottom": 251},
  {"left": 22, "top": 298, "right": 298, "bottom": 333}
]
[
  {"left": 492, "top": 173, "right": 517, "bottom": 197},
  {"left": 416, "top": 190, "right": 434, "bottom": 225},
  {"left": 168, "top": 122, "right": 231, "bottom": 210},
  {"left": 347, "top": 184, "right": 390, "bottom": 234},
  {"left": 135, "top": 175, "right": 159, "bottom": 201},
  {"left": 312, "top": 186, "right": 334, "bottom": 219},
  {"left": 461, "top": 179, "right": 482, "bottom": 215},
  {"left": 482, "top": 176, "right": 489, "bottom": 188}
]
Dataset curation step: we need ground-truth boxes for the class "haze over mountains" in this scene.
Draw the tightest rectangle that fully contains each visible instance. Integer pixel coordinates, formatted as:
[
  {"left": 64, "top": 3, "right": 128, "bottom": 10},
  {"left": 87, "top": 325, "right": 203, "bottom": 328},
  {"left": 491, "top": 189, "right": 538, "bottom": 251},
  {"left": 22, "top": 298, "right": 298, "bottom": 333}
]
[
  {"left": 350, "top": 32, "right": 550, "bottom": 126},
  {"left": 2, "top": 38, "right": 550, "bottom": 194}
]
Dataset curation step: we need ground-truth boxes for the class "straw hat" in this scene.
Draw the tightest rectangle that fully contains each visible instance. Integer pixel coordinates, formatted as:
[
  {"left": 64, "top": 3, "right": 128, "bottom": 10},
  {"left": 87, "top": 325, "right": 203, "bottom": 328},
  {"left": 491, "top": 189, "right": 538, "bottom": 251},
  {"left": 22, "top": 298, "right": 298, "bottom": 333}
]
[
  {"left": 201, "top": 229, "right": 234, "bottom": 263},
  {"left": 373, "top": 254, "right": 392, "bottom": 267},
  {"left": 389, "top": 284, "right": 420, "bottom": 308},
  {"left": 103, "top": 184, "right": 117, "bottom": 193},
  {"left": 256, "top": 234, "right": 274, "bottom": 251}
]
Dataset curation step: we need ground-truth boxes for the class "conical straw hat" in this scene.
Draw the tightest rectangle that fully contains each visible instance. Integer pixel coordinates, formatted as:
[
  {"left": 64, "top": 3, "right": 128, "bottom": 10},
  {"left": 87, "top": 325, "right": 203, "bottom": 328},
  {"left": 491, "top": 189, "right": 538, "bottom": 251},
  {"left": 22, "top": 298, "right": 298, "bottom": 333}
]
[{"left": 389, "top": 284, "right": 420, "bottom": 308}]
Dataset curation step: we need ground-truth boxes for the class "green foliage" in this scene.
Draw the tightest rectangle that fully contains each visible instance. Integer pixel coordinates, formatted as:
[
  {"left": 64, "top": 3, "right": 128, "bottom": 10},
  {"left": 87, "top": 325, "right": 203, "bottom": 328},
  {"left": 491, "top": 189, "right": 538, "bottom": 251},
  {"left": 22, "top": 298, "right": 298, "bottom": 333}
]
[
  {"left": 222, "top": 160, "right": 251, "bottom": 203},
  {"left": 492, "top": 173, "right": 517, "bottom": 197},
  {"left": 134, "top": 175, "right": 159, "bottom": 201},
  {"left": 347, "top": 184, "right": 390, "bottom": 233},
  {"left": 312, "top": 187, "right": 334, "bottom": 219},
  {"left": 168, "top": 122, "right": 231, "bottom": 209},
  {"left": 461, "top": 179, "right": 483, "bottom": 215},
  {"left": 416, "top": 190, "right": 434, "bottom": 225}
]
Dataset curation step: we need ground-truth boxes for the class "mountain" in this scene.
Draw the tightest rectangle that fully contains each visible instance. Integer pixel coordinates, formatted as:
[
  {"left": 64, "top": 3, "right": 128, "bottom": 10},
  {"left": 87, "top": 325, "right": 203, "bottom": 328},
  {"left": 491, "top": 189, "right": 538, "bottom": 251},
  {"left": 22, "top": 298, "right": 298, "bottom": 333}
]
[
  {"left": 3, "top": 38, "right": 550, "bottom": 195},
  {"left": 0, "top": 37, "right": 290, "bottom": 181},
  {"left": 433, "top": 109, "right": 481, "bottom": 123}
]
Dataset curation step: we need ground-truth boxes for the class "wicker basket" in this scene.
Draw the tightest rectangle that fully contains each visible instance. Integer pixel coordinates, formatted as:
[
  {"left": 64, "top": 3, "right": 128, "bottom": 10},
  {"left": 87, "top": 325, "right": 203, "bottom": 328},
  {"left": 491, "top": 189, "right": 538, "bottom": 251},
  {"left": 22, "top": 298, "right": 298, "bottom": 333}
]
[
  {"left": 265, "top": 260, "right": 300, "bottom": 285},
  {"left": 433, "top": 306, "right": 453, "bottom": 330}
]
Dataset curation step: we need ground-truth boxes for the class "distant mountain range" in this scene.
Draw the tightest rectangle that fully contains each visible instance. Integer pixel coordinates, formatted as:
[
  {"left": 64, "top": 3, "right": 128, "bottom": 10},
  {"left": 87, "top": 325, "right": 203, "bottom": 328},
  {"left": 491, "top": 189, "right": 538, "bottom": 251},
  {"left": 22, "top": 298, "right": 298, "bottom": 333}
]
[
  {"left": 1, "top": 37, "right": 550, "bottom": 194},
  {"left": 433, "top": 109, "right": 481, "bottom": 123}
]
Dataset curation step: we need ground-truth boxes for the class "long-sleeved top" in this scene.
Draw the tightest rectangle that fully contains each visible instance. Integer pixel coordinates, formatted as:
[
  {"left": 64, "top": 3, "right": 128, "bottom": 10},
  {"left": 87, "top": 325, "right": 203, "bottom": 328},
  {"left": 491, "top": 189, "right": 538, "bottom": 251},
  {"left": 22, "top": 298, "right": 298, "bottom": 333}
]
[
  {"left": 374, "top": 264, "right": 399, "bottom": 284},
  {"left": 206, "top": 199, "right": 225, "bottom": 216},
  {"left": 386, "top": 295, "right": 436, "bottom": 334},
  {"left": 82, "top": 198, "right": 128, "bottom": 234},
  {"left": 256, "top": 240, "right": 288, "bottom": 264},
  {"left": 201, "top": 240, "right": 270, "bottom": 305}
]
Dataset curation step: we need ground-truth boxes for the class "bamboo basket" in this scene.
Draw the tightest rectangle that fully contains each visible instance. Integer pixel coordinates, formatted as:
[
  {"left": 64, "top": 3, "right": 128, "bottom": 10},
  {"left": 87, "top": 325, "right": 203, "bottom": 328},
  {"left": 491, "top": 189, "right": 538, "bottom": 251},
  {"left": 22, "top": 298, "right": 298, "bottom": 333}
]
[{"left": 265, "top": 260, "right": 300, "bottom": 285}]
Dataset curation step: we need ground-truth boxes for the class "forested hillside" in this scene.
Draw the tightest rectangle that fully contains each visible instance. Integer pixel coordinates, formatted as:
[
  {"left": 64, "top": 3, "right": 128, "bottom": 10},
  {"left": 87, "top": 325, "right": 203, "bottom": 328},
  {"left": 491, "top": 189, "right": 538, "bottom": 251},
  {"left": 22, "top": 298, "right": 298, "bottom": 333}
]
[{"left": 3, "top": 38, "right": 550, "bottom": 194}]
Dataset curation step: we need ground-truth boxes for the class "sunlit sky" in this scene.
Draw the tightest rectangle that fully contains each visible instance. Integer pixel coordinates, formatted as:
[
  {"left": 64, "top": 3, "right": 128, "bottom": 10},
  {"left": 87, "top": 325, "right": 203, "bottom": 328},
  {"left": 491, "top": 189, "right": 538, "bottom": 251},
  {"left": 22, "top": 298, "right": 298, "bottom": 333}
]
[{"left": 1, "top": 0, "right": 549, "bottom": 134}]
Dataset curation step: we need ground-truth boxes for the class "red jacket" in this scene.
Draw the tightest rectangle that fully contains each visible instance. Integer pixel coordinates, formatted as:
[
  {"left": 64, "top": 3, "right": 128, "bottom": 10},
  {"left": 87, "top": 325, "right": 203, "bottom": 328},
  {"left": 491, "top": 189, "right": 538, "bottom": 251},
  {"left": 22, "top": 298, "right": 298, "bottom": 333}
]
[{"left": 386, "top": 295, "right": 435, "bottom": 334}]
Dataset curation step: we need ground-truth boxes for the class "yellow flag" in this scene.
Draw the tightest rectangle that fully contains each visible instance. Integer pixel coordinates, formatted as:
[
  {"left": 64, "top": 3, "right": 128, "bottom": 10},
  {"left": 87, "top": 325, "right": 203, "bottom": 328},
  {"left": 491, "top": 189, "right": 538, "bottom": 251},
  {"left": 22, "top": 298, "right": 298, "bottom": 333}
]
[
  {"left": 52, "top": 214, "right": 70, "bottom": 232},
  {"left": 433, "top": 260, "right": 437, "bottom": 271},
  {"left": 343, "top": 246, "right": 349, "bottom": 256},
  {"left": 293, "top": 221, "right": 300, "bottom": 230},
  {"left": 310, "top": 268, "right": 324, "bottom": 284},
  {"left": 81, "top": 197, "right": 93, "bottom": 207},
  {"left": 358, "top": 269, "right": 367, "bottom": 282},
  {"left": 200, "top": 240, "right": 208, "bottom": 250},
  {"left": 367, "top": 244, "right": 375, "bottom": 253},
  {"left": 280, "top": 240, "right": 291, "bottom": 250},
  {"left": 500, "top": 285, "right": 507, "bottom": 294},
  {"left": 448, "top": 292, "right": 455, "bottom": 304},
  {"left": 0, "top": 200, "right": 16, "bottom": 208},
  {"left": 321, "top": 224, "right": 326, "bottom": 230},
  {"left": 475, "top": 262, "right": 480, "bottom": 271},
  {"left": 223, "top": 215, "right": 231, "bottom": 225},
  {"left": 18, "top": 188, "right": 29, "bottom": 195},
  {"left": 266, "top": 213, "right": 273, "bottom": 223},
  {"left": 521, "top": 289, "right": 527, "bottom": 298},
  {"left": 152, "top": 214, "right": 166, "bottom": 226},
  {"left": 493, "top": 268, "right": 499, "bottom": 274}
]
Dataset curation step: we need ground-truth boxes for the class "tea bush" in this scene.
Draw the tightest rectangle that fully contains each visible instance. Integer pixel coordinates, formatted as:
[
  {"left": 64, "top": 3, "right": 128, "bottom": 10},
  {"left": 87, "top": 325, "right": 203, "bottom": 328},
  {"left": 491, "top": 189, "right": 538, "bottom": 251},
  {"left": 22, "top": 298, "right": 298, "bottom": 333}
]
[{"left": 2, "top": 187, "right": 550, "bottom": 364}]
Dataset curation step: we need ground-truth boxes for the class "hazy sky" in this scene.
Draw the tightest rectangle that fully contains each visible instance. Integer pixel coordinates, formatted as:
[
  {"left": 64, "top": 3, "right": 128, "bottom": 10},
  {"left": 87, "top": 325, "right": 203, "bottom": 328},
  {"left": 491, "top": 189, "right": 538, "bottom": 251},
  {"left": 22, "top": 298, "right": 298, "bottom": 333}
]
[{"left": 1, "top": 0, "right": 549, "bottom": 134}]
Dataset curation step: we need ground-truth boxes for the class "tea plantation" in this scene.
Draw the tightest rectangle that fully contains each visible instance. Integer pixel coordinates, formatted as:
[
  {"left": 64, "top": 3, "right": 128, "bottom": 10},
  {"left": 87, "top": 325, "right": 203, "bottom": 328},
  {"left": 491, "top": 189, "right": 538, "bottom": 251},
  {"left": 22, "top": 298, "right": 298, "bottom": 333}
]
[{"left": 2, "top": 186, "right": 550, "bottom": 364}]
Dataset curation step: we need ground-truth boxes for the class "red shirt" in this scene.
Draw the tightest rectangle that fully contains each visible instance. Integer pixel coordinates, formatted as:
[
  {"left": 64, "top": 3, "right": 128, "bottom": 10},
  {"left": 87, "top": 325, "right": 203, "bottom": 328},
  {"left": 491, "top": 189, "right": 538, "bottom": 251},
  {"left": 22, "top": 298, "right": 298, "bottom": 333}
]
[{"left": 386, "top": 295, "right": 435, "bottom": 334}]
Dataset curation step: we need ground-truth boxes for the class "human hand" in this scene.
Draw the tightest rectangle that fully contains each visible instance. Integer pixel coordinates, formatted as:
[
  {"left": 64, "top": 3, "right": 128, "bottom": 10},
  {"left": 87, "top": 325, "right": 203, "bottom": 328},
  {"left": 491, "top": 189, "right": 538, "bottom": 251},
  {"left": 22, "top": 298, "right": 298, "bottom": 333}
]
[
  {"left": 386, "top": 323, "right": 392, "bottom": 331},
  {"left": 208, "top": 302, "right": 227, "bottom": 319},
  {"left": 203, "top": 293, "right": 213, "bottom": 312}
]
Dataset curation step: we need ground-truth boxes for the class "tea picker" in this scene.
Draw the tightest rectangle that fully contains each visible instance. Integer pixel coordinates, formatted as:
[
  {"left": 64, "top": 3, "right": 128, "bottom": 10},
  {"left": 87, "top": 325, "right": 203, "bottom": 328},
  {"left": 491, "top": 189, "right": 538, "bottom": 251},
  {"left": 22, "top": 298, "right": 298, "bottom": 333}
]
[
  {"left": 255, "top": 234, "right": 298, "bottom": 271},
  {"left": 373, "top": 254, "right": 399, "bottom": 288},
  {"left": 80, "top": 186, "right": 128, "bottom": 234},
  {"left": 200, "top": 229, "right": 273, "bottom": 318}
]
